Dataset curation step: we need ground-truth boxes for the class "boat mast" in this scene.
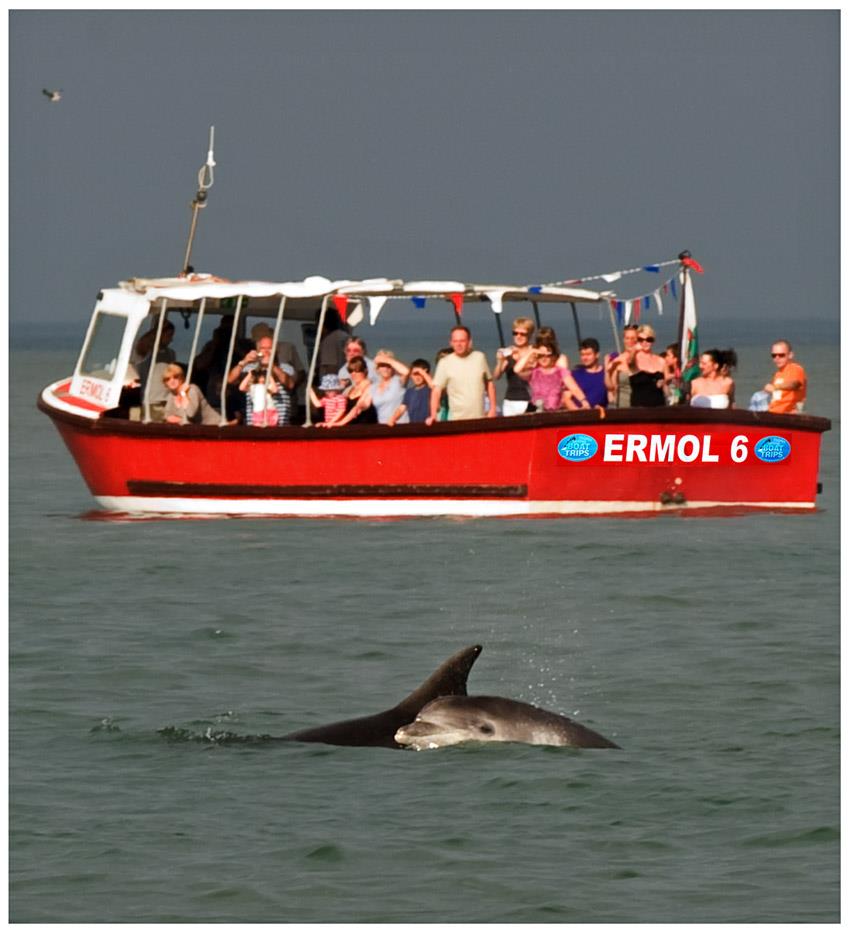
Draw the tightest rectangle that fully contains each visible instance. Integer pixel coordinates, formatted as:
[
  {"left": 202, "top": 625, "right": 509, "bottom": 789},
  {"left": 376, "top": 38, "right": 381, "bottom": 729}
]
[{"left": 181, "top": 126, "right": 216, "bottom": 274}]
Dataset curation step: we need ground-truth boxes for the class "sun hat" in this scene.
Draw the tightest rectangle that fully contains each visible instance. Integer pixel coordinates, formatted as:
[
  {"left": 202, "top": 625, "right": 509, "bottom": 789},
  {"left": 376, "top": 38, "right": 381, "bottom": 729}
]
[{"left": 319, "top": 374, "right": 344, "bottom": 392}]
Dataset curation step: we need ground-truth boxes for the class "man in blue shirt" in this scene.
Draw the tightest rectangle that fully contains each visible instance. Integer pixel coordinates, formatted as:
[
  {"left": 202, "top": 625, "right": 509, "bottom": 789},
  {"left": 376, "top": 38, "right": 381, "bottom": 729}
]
[{"left": 571, "top": 338, "right": 608, "bottom": 408}]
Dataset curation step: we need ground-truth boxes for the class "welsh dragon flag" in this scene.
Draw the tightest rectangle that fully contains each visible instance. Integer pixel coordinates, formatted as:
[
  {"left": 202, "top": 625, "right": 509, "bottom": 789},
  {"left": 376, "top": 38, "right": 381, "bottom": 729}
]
[{"left": 679, "top": 269, "right": 699, "bottom": 382}]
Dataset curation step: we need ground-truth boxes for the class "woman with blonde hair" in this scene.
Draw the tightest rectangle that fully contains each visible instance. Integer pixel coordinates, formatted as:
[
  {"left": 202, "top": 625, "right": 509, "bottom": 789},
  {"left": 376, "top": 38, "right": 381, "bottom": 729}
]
[
  {"left": 626, "top": 325, "right": 667, "bottom": 407},
  {"left": 493, "top": 317, "right": 536, "bottom": 415},
  {"left": 162, "top": 363, "right": 222, "bottom": 425}
]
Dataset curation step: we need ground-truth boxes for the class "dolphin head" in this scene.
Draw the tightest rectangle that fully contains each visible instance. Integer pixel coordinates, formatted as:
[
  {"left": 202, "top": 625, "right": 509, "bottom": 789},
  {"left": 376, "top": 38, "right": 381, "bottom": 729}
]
[{"left": 395, "top": 695, "right": 619, "bottom": 750}]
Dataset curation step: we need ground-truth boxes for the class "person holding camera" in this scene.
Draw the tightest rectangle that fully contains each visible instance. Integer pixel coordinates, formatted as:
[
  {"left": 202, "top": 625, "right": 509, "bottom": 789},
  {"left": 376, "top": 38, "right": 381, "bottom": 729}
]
[
  {"left": 228, "top": 333, "right": 296, "bottom": 425},
  {"left": 492, "top": 317, "right": 536, "bottom": 416}
]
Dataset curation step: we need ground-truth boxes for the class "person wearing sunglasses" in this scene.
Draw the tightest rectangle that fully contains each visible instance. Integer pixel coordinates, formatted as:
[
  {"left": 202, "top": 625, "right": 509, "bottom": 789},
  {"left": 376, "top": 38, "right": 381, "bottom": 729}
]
[
  {"left": 625, "top": 325, "right": 667, "bottom": 407},
  {"left": 493, "top": 317, "right": 536, "bottom": 416},
  {"left": 514, "top": 341, "right": 590, "bottom": 412},
  {"left": 764, "top": 341, "right": 807, "bottom": 414}
]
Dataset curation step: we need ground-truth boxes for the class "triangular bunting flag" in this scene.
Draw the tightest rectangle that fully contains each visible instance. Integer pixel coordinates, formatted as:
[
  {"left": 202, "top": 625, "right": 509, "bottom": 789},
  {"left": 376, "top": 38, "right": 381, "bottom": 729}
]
[
  {"left": 485, "top": 290, "right": 507, "bottom": 316},
  {"left": 347, "top": 300, "right": 364, "bottom": 328},
  {"left": 368, "top": 296, "right": 388, "bottom": 325},
  {"left": 332, "top": 295, "right": 349, "bottom": 323}
]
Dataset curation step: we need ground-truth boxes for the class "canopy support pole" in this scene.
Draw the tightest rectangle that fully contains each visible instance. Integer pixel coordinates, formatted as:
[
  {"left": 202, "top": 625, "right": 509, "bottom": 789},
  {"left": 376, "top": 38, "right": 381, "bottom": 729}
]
[
  {"left": 493, "top": 309, "right": 506, "bottom": 347},
  {"left": 184, "top": 297, "right": 207, "bottom": 391},
  {"left": 270, "top": 295, "right": 287, "bottom": 366},
  {"left": 304, "top": 296, "right": 331, "bottom": 427},
  {"left": 219, "top": 295, "right": 244, "bottom": 426},
  {"left": 570, "top": 301, "right": 582, "bottom": 353},
  {"left": 142, "top": 298, "right": 168, "bottom": 424},
  {"left": 531, "top": 301, "right": 541, "bottom": 330},
  {"left": 607, "top": 301, "right": 621, "bottom": 353}
]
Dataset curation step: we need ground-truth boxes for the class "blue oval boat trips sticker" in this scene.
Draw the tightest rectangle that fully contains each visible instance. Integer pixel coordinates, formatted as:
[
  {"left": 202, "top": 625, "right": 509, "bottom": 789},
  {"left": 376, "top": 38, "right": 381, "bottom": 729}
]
[
  {"left": 557, "top": 434, "right": 598, "bottom": 462},
  {"left": 754, "top": 436, "right": 791, "bottom": 463}
]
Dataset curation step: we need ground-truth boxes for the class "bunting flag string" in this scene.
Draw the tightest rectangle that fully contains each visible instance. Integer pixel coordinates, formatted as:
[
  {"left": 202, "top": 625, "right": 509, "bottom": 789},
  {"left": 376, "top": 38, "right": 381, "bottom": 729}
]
[
  {"left": 542, "top": 256, "right": 681, "bottom": 288},
  {"left": 607, "top": 273, "right": 679, "bottom": 325}
]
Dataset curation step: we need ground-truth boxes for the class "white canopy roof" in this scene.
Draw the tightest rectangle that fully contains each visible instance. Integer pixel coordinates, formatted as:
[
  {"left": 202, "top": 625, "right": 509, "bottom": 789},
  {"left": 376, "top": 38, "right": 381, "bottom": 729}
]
[{"left": 116, "top": 273, "right": 611, "bottom": 316}]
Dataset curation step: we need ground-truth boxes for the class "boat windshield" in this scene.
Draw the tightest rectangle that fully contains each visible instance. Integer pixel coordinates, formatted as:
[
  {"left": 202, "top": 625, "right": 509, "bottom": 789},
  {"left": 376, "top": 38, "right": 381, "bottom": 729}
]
[{"left": 79, "top": 311, "right": 127, "bottom": 379}]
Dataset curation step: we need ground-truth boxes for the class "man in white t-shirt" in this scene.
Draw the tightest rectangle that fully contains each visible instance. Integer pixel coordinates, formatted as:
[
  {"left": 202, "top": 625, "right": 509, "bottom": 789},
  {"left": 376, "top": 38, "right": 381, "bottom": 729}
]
[{"left": 427, "top": 326, "right": 497, "bottom": 424}]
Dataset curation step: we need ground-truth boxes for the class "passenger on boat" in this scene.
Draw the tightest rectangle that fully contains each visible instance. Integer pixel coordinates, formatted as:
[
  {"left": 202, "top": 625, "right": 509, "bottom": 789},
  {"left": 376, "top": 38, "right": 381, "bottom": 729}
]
[
  {"left": 238, "top": 366, "right": 281, "bottom": 427},
  {"left": 624, "top": 325, "right": 666, "bottom": 407},
  {"left": 162, "top": 364, "right": 221, "bottom": 426},
  {"left": 536, "top": 326, "right": 570, "bottom": 369},
  {"left": 135, "top": 319, "right": 177, "bottom": 422},
  {"left": 192, "top": 315, "right": 246, "bottom": 419},
  {"left": 427, "top": 327, "right": 497, "bottom": 424},
  {"left": 308, "top": 373, "right": 348, "bottom": 426},
  {"left": 663, "top": 343, "right": 683, "bottom": 405},
  {"left": 388, "top": 359, "right": 433, "bottom": 426},
  {"left": 372, "top": 350, "right": 410, "bottom": 424},
  {"left": 570, "top": 338, "right": 608, "bottom": 409},
  {"left": 492, "top": 317, "right": 535, "bottom": 416},
  {"left": 514, "top": 342, "right": 590, "bottom": 412},
  {"left": 605, "top": 324, "right": 639, "bottom": 408},
  {"left": 249, "top": 322, "right": 306, "bottom": 390},
  {"left": 690, "top": 349, "right": 736, "bottom": 409},
  {"left": 338, "top": 337, "right": 378, "bottom": 386},
  {"left": 764, "top": 341, "right": 807, "bottom": 414},
  {"left": 132, "top": 319, "right": 176, "bottom": 369},
  {"left": 326, "top": 356, "right": 378, "bottom": 427},
  {"left": 317, "top": 308, "right": 351, "bottom": 378},
  {"left": 228, "top": 334, "right": 296, "bottom": 425}
]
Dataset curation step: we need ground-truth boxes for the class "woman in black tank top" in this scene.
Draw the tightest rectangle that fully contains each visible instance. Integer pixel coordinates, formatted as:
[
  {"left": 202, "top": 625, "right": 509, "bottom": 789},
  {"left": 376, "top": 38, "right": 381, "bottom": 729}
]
[
  {"left": 626, "top": 326, "right": 667, "bottom": 407},
  {"left": 326, "top": 355, "right": 377, "bottom": 427},
  {"left": 493, "top": 316, "right": 535, "bottom": 415}
]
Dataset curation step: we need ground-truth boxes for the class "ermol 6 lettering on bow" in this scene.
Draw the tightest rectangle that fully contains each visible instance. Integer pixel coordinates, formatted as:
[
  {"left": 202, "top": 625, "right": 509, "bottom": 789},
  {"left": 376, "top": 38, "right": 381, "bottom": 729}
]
[{"left": 555, "top": 433, "right": 792, "bottom": 464}]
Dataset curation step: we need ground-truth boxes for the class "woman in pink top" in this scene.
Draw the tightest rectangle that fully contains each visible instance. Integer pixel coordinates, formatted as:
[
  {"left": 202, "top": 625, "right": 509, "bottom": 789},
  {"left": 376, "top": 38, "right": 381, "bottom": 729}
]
[{"left": 515, "top": 342, "right": 590, "bottom": 412}]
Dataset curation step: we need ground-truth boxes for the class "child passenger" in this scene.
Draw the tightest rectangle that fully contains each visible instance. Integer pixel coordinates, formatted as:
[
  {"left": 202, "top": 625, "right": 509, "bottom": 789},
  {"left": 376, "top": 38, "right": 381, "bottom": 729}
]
[
  {"left": 309, "top": 373, "right": 348, "bottom": 426},
  {"left": 388, "top": 359, "right": 433, "bottom": 426},
  {"left": 239, "top": 367, "right": 279, "bottom": 427}
]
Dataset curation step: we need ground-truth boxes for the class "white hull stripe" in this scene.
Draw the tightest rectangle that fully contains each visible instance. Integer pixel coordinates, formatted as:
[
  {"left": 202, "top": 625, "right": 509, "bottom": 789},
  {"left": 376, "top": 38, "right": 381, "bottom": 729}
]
[{"left": 95, "top": 496, "right": 815, "bottom": 517}]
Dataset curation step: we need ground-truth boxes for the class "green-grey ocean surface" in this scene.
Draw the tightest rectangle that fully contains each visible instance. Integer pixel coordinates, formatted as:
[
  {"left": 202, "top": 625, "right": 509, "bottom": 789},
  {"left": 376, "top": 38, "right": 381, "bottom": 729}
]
[{"left": 10, "top": 340, "right": 840, "bottom": 923}]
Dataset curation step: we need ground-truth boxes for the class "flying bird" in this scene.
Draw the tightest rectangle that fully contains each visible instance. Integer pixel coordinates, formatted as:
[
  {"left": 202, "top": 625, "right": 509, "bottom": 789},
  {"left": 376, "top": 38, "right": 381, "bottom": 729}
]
[{"left": 42, "top": 89, "right": 62, "bottom": 103}]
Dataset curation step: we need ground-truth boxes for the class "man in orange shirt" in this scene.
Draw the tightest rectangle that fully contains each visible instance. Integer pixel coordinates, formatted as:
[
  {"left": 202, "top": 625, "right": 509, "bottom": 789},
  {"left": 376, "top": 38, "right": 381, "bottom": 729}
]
[{"left": 764, "top": 340, "right": 807, "bottom": 414}]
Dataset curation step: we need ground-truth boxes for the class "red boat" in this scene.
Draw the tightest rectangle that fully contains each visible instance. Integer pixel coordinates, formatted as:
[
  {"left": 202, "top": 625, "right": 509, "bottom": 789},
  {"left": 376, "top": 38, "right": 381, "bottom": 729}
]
[{"left": 38, "top": 268, "right": 830, "bottom": 518}]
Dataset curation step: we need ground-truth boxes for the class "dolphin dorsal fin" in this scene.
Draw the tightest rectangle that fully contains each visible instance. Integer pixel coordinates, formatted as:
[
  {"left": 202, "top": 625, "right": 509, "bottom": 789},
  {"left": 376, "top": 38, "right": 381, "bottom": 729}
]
[{"left": 394, "top": 644, "right": 482, "bottom": 716}]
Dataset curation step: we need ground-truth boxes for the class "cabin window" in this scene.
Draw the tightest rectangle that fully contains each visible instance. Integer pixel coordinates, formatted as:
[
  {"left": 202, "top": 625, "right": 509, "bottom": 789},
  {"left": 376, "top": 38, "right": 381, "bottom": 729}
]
[{"left": 79, "top": 312, "right": 128, "bottom": 379}]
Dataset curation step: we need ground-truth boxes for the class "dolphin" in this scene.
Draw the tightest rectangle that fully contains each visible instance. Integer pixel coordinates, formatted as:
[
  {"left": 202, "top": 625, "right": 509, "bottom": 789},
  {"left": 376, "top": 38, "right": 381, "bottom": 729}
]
[
  {"left": 394, "top": 694, "right": 620, "bottom": 750},
  {"left": 281, "top": 644, "right": 483, "bottom": 748}
]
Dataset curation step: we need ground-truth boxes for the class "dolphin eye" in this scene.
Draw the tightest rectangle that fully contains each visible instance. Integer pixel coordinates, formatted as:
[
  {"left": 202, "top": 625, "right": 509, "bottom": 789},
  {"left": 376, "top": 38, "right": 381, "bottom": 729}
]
[{"left": 478, "top": 723, "right": 494, "bottom": 735}]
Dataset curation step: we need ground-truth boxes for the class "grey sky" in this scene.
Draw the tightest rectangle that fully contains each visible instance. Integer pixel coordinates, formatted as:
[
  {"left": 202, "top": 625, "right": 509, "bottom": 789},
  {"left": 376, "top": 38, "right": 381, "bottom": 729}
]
[{"left": 10, "top": 11, "right": 839, "bottom": 339}]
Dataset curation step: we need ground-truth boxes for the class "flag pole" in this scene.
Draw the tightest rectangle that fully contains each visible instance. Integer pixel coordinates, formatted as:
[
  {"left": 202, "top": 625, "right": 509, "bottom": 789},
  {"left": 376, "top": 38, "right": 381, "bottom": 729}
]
[{"left": 676, "top": 249, "right": 690, "bottom": 353}]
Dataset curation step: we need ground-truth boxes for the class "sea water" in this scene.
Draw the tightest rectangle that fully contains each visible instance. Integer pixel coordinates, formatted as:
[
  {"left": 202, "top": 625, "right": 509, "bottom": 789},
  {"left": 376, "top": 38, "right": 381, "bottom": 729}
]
[{"left": 9, "top": 340, "right": 839, "bottom": 922}]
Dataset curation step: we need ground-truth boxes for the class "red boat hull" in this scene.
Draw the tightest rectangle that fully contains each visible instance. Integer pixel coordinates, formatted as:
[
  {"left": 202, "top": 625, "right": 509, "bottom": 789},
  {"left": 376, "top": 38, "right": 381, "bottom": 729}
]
[{"left": 40, "top": 392, "right": 830, "bottom": 517}]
